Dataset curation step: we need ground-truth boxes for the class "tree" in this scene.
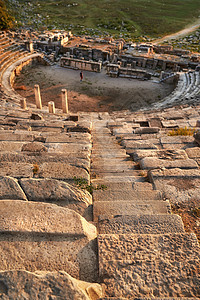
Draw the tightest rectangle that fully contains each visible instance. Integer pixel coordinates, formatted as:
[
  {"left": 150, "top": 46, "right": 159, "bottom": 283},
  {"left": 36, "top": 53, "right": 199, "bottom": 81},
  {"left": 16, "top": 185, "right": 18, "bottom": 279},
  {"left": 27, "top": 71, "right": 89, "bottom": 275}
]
[{"left": 0, "top": 0, "right": 15, "bottom": 30}]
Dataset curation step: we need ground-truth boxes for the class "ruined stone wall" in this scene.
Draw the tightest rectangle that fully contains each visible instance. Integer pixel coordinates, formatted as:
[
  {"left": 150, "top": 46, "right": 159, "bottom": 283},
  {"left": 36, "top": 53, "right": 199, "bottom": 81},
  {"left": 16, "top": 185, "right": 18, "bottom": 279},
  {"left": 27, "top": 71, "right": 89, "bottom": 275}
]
[
  {"left": 121, "top": 55, "right": 198, "bottom": 71},
  {"left": 60, "top": 57, "right": 102, "bottom": 72}
]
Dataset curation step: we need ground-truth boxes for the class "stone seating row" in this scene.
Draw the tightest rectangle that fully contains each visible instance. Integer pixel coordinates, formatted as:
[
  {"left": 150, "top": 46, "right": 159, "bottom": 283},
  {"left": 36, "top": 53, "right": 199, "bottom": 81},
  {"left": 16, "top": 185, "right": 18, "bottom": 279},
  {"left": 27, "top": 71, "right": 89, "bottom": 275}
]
[
  {"left": 0, "top": 33, "right": 30, "bottom": 84},
  {"left": 152, "top": 71, "right": 200, "bottom": 109},
  {"left": 108, "top": 104, "right": 200, "bottom": 133},
  {"left": 89, "top": 114, "right": 200, "bottom": 298},
  {"left": 0, "top": 110, "right": 104, "bottom": 297},
  {"left": 0, "top": 50, "right": 29, "bottom": 82},
  {"left": 109, "top": 111, "right": 200, "bottom": 208}
]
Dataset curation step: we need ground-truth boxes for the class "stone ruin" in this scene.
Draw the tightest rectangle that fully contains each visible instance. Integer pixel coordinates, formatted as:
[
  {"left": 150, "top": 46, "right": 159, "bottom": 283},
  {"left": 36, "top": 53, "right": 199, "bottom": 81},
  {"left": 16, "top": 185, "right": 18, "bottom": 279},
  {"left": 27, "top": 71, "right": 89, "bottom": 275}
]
[
  {"left": 0, "top": 29, "right": 199, "bottom": 299},
  {"left": 60, "top": 56, "right": 102, "bottom": 73}
]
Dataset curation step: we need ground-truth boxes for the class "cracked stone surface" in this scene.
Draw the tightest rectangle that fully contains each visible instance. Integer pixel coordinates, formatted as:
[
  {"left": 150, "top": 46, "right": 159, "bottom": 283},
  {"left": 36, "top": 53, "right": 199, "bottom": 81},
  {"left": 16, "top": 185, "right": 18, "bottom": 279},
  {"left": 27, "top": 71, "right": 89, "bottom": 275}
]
[
  {"left": 98, "top": 233, "right": 200, "bottom": 298},
  {"left": 0, "top": 270, "right": 103, "bottom": 299}
]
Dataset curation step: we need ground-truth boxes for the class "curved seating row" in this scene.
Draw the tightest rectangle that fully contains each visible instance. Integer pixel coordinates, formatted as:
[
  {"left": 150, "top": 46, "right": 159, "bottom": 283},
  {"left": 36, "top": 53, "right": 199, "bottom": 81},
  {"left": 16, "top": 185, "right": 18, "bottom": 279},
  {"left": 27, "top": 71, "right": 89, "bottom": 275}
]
[{"left": 154, "top": 71, "right": 200, "bottom": 109}]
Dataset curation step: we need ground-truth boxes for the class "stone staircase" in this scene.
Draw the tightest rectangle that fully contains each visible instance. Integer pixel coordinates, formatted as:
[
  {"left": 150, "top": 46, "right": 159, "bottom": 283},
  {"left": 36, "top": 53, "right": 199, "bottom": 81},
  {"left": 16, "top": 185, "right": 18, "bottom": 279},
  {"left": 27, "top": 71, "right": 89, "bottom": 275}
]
[
  {"left": 90, "top": 113, "right": 200, "bottom": 299},
  {"left": 0, "top": 108, "right": 103, "bottom": 298}
]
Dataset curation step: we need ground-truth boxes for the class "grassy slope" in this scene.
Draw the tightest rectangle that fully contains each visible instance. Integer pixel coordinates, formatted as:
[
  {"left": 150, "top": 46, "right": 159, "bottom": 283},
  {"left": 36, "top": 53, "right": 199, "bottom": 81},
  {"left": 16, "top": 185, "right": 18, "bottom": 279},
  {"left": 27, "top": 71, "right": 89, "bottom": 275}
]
[{"left": 11, "top": 0, "right": 200, "bottom": 38}]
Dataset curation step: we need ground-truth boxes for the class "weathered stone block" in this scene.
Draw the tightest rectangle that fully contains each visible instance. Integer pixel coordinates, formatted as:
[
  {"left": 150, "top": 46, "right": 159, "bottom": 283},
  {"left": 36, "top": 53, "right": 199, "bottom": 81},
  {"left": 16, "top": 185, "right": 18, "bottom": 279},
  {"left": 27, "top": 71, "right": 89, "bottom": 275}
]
[
  {"left": 21, "top": 142, "right": 48, "bottom": 153},
  {"left": 93, "top": 189, "right": 162, "bottom": 202},
  {"left": 125, "top": 141, "right": 158, "bottom": 151},
  {"left": 0, "top": 132, "right": 34, "bottom": 142},
  {"left": 0, "top": 200, "right": 96, "bottom": 237},
  {"left": 93, "top": 200, "right": 169, "bottom": 221},
  {"left": 38, "top": 162, "right": 90, "bottom": 182},
  {"left": 0, "top": 162, "right": 33, "bottom": 178},
  {"left": 134, "top": 127, "right": 160, "bottom": 134},
  {"left": 45, "top": 132, "right": 91, "bottom": 144},
  {"left": 98, "top": 214, "right": 185, "bottom": 234},
  {"left": 47, "top": 143, "right": 91, "bottom": 153},
  {"left": 0, "top": 141, "right": 24, "bottom": 152},
  {"left": 0, "top": 270, "right": 103, "bottom": 299},
  {"left": 149, "top": 168, "right": 200, "bottom": 203},
  {"left": 194, "top": 131, "right": 200, "bottom": 146},
  {"left": 98, "top": 233, "right": 200, "bottom": 298},
  {"left": 20, "top": 178, "right": 92, "bottom": 217},
  {"left": 0, "top": 176, "right": 27, "bottom": 200},
  {"left": 186, "top": 147, "right": 200, "bottom": 159},
  {"left": 133, "top": 149, "right": 188, "bottom": 162},
  {"left": 161, "top": 120, "right": 178, "bottom": 128},
  {"left": 140, "top": 157, "right": 198, "bottom": 170},
  {"left": 160, "top": 136, "right": 195, "bottom": 149},
  {"left": 0, "top": 201, "right": 97, "bottom": 282}
]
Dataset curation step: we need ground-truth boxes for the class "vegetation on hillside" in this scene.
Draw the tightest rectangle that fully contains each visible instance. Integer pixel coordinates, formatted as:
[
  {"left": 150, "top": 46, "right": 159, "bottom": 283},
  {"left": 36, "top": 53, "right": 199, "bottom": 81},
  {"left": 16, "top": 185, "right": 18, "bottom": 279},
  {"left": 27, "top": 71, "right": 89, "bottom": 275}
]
[
  {"left": 8, "top": 0, "right": 200, "bottom": 39},
  {"left": 170, "top": 28, "right": 200, "bottom": 53},
  {"left": 0, "top": 0, "right": 14, "bottom": 30}
]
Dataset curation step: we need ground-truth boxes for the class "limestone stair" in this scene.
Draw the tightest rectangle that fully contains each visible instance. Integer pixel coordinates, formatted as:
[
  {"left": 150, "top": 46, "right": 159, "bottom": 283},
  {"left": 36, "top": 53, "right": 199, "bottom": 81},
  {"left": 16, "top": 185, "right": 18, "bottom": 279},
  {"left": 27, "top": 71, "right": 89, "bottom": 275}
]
[
  {"left": 0, "top": 109, "right": 103, "bottom": 298},
  {"left": 90, "top": 115, "right": 200, "bottom": 299}
]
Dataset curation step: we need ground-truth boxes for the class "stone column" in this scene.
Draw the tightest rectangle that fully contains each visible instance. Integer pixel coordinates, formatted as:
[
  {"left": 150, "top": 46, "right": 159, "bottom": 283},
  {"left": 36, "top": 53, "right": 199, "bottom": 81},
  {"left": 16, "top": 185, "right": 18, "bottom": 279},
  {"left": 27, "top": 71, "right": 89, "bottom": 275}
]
[
  {"left": 61, "top": 89, "right": 68, "bottom": 113},
  {"left": 48, "top": 101, "right": 55, "bottom": 114},
  {"left": 160, "top": 71, "right": 165, "bottom": 80},
  {"left": 132, "top": 61, "right": 136, "bottom": 69},
  {"left": 162, "top": 61, "right": 166, "bottom": 71},
  {"left": 153, "top": 60, "right": 158, "bottom": 70},
  {"left": 25, "top": 41, "right": 33, "bottom": 52},
  {"left": 20, "top": 98, "right": 27, "bottom": 110},
  {"left": 34, "top": 85, "right": 42, "bottom": 109},
  {"left": 142, "top": 59, "right": 147, "bottom": 68}
]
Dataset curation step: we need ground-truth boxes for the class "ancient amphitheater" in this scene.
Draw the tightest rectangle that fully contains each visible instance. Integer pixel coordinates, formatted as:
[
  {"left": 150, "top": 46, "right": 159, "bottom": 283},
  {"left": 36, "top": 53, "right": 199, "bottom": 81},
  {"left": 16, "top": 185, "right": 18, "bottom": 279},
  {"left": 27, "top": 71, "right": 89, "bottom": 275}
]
[{"left": 0, "top": 30, "right": 200, "bottom": 299}]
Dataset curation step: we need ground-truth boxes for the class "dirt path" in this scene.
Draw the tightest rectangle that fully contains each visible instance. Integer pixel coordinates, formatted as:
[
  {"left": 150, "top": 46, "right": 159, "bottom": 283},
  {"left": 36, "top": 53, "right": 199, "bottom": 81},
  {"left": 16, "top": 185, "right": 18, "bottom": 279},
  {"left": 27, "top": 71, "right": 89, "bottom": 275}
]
[
  {"left": 154, "top": 19, "right": 200, "bottom": 44},
  {"left": 14, "top": 64, "right": 174, "bottom": 113}
]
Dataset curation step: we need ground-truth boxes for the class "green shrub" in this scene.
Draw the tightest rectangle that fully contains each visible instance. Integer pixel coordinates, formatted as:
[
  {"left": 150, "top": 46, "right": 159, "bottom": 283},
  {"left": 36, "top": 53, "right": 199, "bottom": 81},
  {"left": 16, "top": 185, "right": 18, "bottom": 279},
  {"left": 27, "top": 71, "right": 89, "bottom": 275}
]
[{"left": 73, "top": 176, "right": 107, "bottom": 195}]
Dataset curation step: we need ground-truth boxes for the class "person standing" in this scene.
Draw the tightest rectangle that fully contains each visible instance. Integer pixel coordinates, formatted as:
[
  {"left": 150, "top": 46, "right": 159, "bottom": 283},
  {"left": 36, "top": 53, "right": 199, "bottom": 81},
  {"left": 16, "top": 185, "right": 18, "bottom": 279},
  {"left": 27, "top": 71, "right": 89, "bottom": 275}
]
[{"left": 80, "top": 71, "right": 83, "bottom": 81}]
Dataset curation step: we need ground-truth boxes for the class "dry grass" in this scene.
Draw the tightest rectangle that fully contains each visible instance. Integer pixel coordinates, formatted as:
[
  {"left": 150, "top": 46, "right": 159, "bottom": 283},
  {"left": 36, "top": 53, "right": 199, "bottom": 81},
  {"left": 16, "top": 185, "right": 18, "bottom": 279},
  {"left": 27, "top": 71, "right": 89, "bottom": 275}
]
[{"left": 168, "top": 127, "right": 196, "bottom": 136}]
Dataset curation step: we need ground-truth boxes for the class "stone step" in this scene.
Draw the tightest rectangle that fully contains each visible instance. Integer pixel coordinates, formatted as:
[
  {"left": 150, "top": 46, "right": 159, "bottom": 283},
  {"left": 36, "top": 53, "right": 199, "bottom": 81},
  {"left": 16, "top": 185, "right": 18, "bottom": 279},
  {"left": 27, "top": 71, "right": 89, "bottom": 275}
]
[
  {"left": 98, "top": 214, "right": 185, "bottom": 234},
  {"left": 0, "top": 152, "right": 90, "bottom": 169},
  {"left": 140, "top": 157, "right": 198, "bottom": 170},
  {"left": 0, "top": 176, "right": 27, "bottom": 200},
  {"left": 149, "top": 168, "right": 200, "bottom": 204},
  {"left": 45, "top": 133, "right": 91, "bottom": 143},
  {"left": 91, "top": 176, "right": 147, "bottom": 184},
  {"left": 98, "top": 233, "right": 200, "bottom": 298},
  {"left": 0, "top": 270, "right": 103, "bottom": 299},
  {"left": 91, "top": 161, "right": 134, "bottom": 168},
  {"left": 38, "top": 162, "right": 90, "bottom": 183},
  {"left": 91, "top": 166, "right": 136, "bottom": 173},
  {"left": 46, "top": 141, "right": 92, "bottom": 150},
  {"left": 92, "top": 136, "right": 117, "bottom": 141},
  {"left": 93, "top": 200, "right": 170, "bottom": 221},
  {"left": 93, "top": 189, "right": 162, "bottom": 202},
  {"left": 91, "top": 152, "right": 129, "bottom": 158},
  {"left": 91, "top": 170, "right": 143, "bottom": 177},
  {"left": 0, "top": 132, "right": 35, "bottom": 142},
  {"left": 0, "top": 161, "right": 89, "bottom": 182},
  {"left": 133, "top": 181, "right": 154, "bottom": 190},
  {"left": 91, "top": 157, "right": 132, "bottom": 163},
  {"left": 19, "top": 178, "right": 92, "bottom": 219},
  {"left": 0, "top": 141, "right": 24, "bottom": 152},
  {"left": 91, "top": 181, "right": 135, "bottom": 190},
  {"left": 122, "top": 141, "right": 159, "bottom": 150},
  {"left": 132, "top": 149, "right": 188, "bottom": 162},
  {"left": 92, "top": 144, "right": 126, "bottom": 154},
  {"left": 0, "top": 200, "right": 97, "bottom": 282}
]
